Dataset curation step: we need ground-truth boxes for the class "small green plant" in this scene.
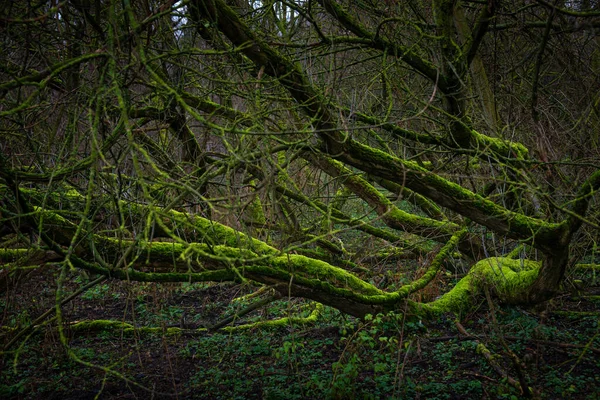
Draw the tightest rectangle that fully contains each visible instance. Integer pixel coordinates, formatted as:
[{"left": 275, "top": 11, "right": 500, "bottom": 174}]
[
  {"left": 330, "top": 353, "right": 360, "bottom": 399},
  {"left": 81, "top": 283, "right": 111, "bottom": 300}
]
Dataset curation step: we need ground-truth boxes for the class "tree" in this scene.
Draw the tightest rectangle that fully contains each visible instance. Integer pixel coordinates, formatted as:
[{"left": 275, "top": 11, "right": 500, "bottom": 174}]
[{"left": 1, "top": 0, "right": 599, "bottom": 330}]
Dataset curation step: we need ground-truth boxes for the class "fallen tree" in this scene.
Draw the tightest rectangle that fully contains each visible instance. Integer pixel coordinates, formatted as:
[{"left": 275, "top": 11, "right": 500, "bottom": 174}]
[{"left": 1, "top": 0, "right": 599, "bottom": 331}]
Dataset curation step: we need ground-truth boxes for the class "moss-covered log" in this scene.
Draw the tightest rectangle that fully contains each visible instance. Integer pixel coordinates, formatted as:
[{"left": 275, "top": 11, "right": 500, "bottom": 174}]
[{"left": 4, "top": 200, "right": 548, "bottom": 318}]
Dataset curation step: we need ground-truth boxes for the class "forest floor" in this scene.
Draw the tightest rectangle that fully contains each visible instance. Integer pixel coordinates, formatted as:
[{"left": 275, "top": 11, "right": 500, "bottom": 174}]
[{"left": 1, "top": 265, "right": 600, "bottom": 399}]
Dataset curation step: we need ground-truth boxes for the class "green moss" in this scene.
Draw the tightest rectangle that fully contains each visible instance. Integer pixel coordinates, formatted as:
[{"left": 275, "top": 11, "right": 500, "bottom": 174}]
[
  {"left": 223, "top": 303, "right": 323, "bottom": 331},
  {"left": 162, "top": 208, "right": 279, "bottom": 255},
  {"left": 576, "top": 264, "right": 600, "bottom": 270},
  {"left": 472, "top": 130, "right": 529, "bottom": 159},
  {"left": 277, "top": 182, "right": 425, "bottom": 252},
  {"left": 270, "top": 254, "right": 382, "bottom": 295},
  {"left": 0, "top": 248, "right": 30, "bottom": 262},
  {"left": 23, "top": 202, "right": 548, "bottom": 322},
  {"left": 395, "top": 228, "right": 466, "bottom": 298},
  {"left": 387, "top": 208, "right": 455, "bottom": 232},
  {"left": 295, "top": 248, "right": 369, "bottom": 274},
  {"left": 416, "top": 257, "right": 541, "bottom": 317},
  {"left": 120, "top": 268, "right": 236, "bottom": 283},
  {"left": 346, "top": 140, "right": 562, "bottom": 248},
  {"left": 69, "top": 319, "right": 207, "bottom": 335},
  {"left": 70, "top": 305, "right": 322, "bottom": 335},
  {"left": 323, "top": 157, "right": 457, "bottom": 236},
  {"left": 71, "top": 319, "right": 134, "bottom": 331},
  {"left": 136, "top": 240, "right": 259, "bottom": 264},
  {"left": 476, "top": 343, "right": 492, "bottom": 359}
]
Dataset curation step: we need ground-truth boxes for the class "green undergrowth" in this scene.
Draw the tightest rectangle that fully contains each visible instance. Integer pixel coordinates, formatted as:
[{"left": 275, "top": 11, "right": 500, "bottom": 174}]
[{"left": 2, "top": 269, "right": 600, "bottom": 399}]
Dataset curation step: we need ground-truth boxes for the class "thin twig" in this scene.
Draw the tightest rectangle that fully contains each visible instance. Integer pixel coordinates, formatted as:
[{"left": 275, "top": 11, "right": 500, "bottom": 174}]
[{"left": 3, "top": 275, "right": 107, "bottom": 350}]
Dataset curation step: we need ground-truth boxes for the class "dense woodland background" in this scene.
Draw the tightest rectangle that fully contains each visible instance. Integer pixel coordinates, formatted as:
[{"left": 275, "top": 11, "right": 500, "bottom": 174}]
[{"left": 1, "top": 0, "right": 600, "bottom": 398}]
